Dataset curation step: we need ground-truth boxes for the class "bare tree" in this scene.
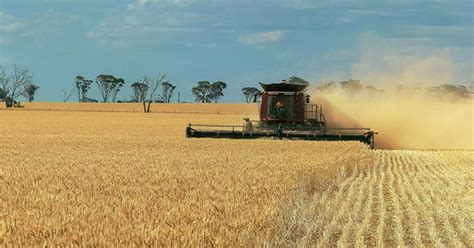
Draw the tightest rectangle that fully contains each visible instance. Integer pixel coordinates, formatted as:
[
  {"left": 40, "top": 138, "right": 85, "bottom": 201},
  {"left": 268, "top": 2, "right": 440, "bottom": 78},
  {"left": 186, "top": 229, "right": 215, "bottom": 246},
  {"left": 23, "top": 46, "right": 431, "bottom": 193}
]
[
  {"left": 0, "top": 65, "right": 34, "bottom": 107},
  {"left": 146, "top": 74, "right": 167, "bottom": 112},
  {"left": 62, "top": 88, "right": 76, "bottom": 102},
  {"left": 133, "top": 74, "right": 168, "bottom": 112}
]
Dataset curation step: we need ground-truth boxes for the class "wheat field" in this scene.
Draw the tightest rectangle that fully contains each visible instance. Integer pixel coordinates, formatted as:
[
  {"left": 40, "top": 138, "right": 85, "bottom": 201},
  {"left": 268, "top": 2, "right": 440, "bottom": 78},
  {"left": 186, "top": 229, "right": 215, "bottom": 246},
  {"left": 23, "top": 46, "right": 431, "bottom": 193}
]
[
  {"left": 0, "top": 102, "right": 258, "bottom": 115},
  {"left": 271, "top": 150, "right": 473, "bottom": 247},
  {"left": 0, "top": 108, "right": 472, "bottom": 246}
]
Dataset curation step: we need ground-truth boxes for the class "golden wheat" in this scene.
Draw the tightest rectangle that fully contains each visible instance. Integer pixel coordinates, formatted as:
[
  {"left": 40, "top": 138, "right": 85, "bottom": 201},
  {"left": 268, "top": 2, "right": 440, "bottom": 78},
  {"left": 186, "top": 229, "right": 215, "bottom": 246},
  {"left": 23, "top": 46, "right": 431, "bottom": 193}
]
[
  {"left": 0, "top": 110, "right": 371, "bottom": 246},
  {"left": 0, "top": 108, "right": 472, "bottom": 246},
  {"left": 1, "top": 102, "right": 258, "bottom": 115}
]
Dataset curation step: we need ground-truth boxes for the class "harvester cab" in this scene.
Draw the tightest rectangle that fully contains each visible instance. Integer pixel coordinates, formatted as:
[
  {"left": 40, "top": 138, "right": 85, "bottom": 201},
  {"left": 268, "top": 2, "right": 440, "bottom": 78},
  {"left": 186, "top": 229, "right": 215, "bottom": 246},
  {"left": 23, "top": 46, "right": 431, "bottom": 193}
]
[
  {"left": 257, "top": 80, "right": 326, "bottom": 130},
  {"left": 186, "top": 76, "right": 377, "bottom": 149}
]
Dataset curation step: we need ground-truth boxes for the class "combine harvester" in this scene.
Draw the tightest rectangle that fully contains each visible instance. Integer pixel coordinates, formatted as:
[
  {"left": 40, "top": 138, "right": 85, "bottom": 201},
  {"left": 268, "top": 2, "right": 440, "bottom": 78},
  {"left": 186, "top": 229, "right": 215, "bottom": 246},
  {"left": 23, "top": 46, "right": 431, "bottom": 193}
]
[{"left": 186, "top": 77, "right": 377, "bottom": 149}]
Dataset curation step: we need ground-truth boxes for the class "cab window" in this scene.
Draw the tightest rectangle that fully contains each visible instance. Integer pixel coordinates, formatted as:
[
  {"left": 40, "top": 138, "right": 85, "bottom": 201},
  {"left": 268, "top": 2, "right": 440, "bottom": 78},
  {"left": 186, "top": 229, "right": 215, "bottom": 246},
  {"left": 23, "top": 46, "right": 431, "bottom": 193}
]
[{"left": 268, "top": 95, "right": 294, "bottom": 119}]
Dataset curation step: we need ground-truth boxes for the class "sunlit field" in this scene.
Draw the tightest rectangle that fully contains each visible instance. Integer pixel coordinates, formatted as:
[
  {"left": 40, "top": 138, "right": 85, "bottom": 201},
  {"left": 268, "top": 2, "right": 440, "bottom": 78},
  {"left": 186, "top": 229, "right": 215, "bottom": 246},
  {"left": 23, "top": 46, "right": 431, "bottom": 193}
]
[
  {"left": 271, "top": 150, "right": 473, "bottom": 247},
  {"left": 1, "top": 108, "right": 472, "bottom": 246},
  {"left": 0, "top": 102, "right": 258, "bottom": 115}
]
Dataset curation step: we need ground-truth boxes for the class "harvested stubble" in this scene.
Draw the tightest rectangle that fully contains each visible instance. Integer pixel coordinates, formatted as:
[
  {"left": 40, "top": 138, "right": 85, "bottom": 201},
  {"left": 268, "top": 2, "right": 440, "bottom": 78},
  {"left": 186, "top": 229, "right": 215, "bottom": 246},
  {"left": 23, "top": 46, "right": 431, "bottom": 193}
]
[
  {"left": 270, "top": 149, "right": 474, "bottom": 247},
  {"left": 0, "top": 110, "right": 372, "bottom": 246}
]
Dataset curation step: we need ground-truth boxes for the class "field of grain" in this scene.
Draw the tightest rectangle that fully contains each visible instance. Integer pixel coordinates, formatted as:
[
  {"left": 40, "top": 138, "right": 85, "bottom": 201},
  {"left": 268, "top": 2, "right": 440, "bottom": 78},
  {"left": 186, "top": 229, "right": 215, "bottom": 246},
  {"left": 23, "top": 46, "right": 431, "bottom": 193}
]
[
  {"left": 271, "top": 150, "right": 473, "bottom": 247},
  {"left": 0, "top": 110, "right": 373, "bottom": 246},
  {"left": 0, "top": 102, "right": 258, "bottom": 115},
  {"left": 1, "top": 108, "right": 472, "bottom": 246}
]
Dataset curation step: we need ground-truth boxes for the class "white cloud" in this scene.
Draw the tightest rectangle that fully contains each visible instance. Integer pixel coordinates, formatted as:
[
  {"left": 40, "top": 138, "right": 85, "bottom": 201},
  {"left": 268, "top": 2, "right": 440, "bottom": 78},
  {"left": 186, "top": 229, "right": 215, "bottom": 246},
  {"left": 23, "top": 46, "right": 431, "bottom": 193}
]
[
  {"left": 128, "top": 0, "right": 151, "bottom": 10},
  {"left": 40, "top": 0, "right": 101, "bottom": 2},
  {"left": 125, "top": 15, "right": 141, "bottom": 26},
  {"left": 345, "top": 9, "right": 390, "bottom": 16},
  {"left": 0, "top": 11, "right": 26, "bottom": 33},
  {"left": 127, "top": 0, "right": 196, "bottom": 10},
  {"left": 238, "top": 30, "right": 286, "bottom": 46},
  {"left": 86, "top": 10, "right": 201, "bottom": 47}
]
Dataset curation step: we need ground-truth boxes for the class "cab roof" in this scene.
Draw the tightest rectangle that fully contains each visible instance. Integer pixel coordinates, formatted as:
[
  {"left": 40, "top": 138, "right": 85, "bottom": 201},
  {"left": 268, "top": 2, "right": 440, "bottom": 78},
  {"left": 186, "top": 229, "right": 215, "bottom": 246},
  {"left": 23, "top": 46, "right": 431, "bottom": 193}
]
[{"left": 259, "top": 76, "right": 310, "bottom": 92}]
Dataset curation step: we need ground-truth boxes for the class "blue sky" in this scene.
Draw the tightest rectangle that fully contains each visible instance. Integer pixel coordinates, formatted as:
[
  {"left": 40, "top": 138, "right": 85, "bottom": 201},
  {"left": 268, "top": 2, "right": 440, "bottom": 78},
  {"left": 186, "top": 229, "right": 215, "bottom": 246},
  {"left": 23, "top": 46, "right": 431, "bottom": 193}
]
[{"left": 0, "top": 0, "right": 472, "bottom": 102}]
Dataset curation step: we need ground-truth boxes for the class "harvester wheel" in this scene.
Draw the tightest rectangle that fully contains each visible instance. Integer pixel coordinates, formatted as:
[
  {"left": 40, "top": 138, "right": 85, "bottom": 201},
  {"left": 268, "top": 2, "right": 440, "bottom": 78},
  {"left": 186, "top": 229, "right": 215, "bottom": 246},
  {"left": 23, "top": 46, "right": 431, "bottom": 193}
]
[
  {"left": 185, "top": 126, "right": 193, "bottom": 138},
  {"left": 243, "top": 119, "right": 255, "bottom": 132},
  {"left": 366, "top": 132, "right": 375, "bottom": 149},
  {"left": 276, "top": 123, "right": 283, "bottom": 139}
]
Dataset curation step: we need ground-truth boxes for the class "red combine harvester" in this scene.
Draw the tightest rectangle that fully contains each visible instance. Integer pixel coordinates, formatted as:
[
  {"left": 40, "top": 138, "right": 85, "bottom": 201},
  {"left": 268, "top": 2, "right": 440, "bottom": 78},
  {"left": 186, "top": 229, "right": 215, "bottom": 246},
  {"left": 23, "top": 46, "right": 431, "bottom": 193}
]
[{"left": 186, "top": 77, "right": 377, "bottom": 149}]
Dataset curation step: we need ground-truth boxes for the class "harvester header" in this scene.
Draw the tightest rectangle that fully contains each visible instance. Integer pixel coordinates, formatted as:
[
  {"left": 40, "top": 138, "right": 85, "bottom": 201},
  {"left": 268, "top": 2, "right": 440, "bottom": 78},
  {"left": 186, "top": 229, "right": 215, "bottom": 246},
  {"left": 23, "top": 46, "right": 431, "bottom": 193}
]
[{"left": 186, "top": 76, "right": 377, "bottom": 148}]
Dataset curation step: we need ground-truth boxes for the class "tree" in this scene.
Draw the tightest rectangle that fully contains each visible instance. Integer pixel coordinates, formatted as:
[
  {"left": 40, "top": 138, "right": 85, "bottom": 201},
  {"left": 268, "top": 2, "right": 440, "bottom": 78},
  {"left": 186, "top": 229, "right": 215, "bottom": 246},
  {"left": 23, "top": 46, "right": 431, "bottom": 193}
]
[
  {"left": 62, "top": 88, "right": 76, "bottom": 102},
  {"left": 0, "top": 88, "right": 6, "bottom": 101},
  {"left": 427, "top": 84, "right": 470, "bottom": 102},
  {"left": 95, "top": 74, "right": 125, "bottom": 102},
  {"left": 365, "top": 85, "right": 378, "bottom": 101},
  {"left": 284, "top": 76, "right": 310, "bottom": 86},
  {"left": 160, "top": 82, "right": 176, "bottom": 103},
  {"left": 0, "top": 65, "right": 35, "bottom": 107},
  {"left": 192, "top": 81, "right": 212, "bottom": 103},
  {"left": 209, "top": 81, "right": 227, "bottom": 103},
  {"left": 315, "top": 81, "right": 337, "bottom": 93},
  {"left": 192, "top": 81, "right": 227, "bottom": 103},
  {"left": 75, "top": 76, "right": 93, "bottom": 102},
  {"left": 241, "top": 87, "right": 261, "bottom": 103},
  {"left": 75, "top": 76, "right": 84, "bottom": 101},
  {"left": 23, "top": 84, "right": 40, "bottom": 102},
  {"left": 96, "top": 75, "right": 114, "bottom": 102},
  {"left": 131, "top": 82, "right": 148, "bottom": 103},
  {"left": 0, "top": 67, "right": 8, "bottom": 102},
  {"left": 339, "top": 79, "right": 363, "bottom": 97},
  {"left": 111, "top": 77, "right": 125, "bottom": 103},
  {"left": 133, "top": 74, "right": 168, "bottom": 112}
]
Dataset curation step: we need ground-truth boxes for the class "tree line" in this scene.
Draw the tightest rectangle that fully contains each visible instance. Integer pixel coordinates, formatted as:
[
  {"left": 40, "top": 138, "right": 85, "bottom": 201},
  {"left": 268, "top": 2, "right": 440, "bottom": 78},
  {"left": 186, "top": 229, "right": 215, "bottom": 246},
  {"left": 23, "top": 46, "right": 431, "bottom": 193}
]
[
  {"left": 68, "top": 74, "right": 176, "bottom": 113},
  {"left": 315, "top": 79, "right": 473, "bottom": 102},
  {"left": 0, "top": 64, "right": 265, "bottom": 109},
  {"left": 6, "top": 64, "right": 469, "bottom": 110},
  {"left": 67, "top": 74, "right": 261, "bottom": 109}
]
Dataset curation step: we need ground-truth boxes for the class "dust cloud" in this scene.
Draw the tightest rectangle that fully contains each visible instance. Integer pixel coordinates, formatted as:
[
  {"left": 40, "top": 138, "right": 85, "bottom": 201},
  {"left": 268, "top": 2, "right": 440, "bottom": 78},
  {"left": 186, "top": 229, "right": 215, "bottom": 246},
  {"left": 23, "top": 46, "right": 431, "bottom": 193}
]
[
  {"left": 311, "top": 86, "right": 473, "bottom": 150},
  {"left": 309, "top": 43, "right": 473, "bottom": 150}
]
